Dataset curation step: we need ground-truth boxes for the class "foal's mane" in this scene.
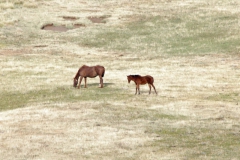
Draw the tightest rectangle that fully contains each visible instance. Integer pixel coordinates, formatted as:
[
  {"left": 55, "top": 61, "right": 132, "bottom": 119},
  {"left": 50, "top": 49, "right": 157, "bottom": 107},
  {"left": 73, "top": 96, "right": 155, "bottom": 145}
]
[{"left": 130, "top": 75, "right": 140, "bottom": 78}]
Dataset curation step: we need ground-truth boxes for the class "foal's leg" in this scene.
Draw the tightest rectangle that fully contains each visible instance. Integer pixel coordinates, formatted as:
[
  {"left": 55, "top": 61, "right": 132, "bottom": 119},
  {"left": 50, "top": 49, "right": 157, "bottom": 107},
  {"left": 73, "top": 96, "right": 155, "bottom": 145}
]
[
  {"left": 77, "top": 76, "right": 83, "bottom": 89},
  {"left": 148, "top": 84, "right": 152, "bottom": 94},
  {"left": 152, "top": 84, "right": 157, "bottom": 94},
  {"left": 84, "top": 77, "right": 87, "bottom": 88},
  {"left": 137, "top": 84, "right": 140, "bottom": 95}
]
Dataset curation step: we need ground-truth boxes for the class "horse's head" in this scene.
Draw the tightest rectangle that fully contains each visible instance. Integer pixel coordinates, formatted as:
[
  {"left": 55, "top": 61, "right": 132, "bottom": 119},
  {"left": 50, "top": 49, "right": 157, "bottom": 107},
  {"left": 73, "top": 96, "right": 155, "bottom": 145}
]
[{"left": 73, "top": 78, "right": 78, "bottom": 88}]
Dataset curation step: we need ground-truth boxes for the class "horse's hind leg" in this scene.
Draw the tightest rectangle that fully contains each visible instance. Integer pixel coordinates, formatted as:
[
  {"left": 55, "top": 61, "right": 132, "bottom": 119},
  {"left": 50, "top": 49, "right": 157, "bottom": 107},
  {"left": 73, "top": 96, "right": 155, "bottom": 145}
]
[
  {"left": 77, "top": 77, "right": 83, "bottom": 89},
  {"left": 99, "top": 76, "right": 103, "bottom": 88},
  {"left": 152, "top": 84, "right": 157, "bottom": 94},
  {"left": 84, "top": 77, "right": 87, "bottom": 88},
  {"left": 148, "top": 84, "right": 152, "bottom": 94}
]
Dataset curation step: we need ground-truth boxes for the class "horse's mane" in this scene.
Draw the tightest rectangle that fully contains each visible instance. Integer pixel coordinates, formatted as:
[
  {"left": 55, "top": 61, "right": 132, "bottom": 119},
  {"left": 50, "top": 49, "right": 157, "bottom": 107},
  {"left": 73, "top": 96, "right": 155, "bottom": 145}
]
[
  {"left": 74, "top": 71, "right": 80, "bottom": 79},
  {"left": 74, "top": 66, "right": 85, "bottom": 79}
]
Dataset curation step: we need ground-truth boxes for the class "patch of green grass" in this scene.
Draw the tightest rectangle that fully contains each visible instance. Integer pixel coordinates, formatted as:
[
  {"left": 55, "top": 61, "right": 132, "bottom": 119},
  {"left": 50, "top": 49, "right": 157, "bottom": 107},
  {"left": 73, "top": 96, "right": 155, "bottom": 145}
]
[
  {"left": 147, "top": 125, "right": 240, "bottom": 159},
  {"left": 0, "top": 86, "right": 130, "bottom": 111},
  {"left": 79, "top": 12, "right": 240, "bottom": 56},
  {"left": 169, "top": 13, "right": 240, "bottom": 55},
  {"left": 128, "top": 109, "right": 187, "bottom": 121},
  {"left": 0, "top": 89, "right": 49, "bottom": 111},
  {"left": 80, "top": 29, "right": 133, "bottom": 52},
  {"left": 0, "top": 0, "right": 43, "bottom": 9},
  {"left": 207, "top": 92, "right": 239, "bottom": 102}
]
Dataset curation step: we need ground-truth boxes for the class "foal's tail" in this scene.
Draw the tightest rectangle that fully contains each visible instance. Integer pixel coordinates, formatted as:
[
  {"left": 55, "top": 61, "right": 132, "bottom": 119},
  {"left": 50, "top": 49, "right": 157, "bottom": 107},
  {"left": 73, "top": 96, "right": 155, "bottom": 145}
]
[
  {"left": 146, "top": 75, "right": 154, "bottom": 84},
  {"left": 151, "top": 77, "right": 154, "bottom": 84}
]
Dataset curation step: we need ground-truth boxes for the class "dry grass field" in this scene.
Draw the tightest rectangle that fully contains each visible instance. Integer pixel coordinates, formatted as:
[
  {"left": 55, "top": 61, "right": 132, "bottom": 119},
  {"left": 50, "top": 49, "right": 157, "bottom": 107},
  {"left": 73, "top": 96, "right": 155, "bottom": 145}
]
[{"left": 1, "top": 0, "right": 240, "bottom": 159}]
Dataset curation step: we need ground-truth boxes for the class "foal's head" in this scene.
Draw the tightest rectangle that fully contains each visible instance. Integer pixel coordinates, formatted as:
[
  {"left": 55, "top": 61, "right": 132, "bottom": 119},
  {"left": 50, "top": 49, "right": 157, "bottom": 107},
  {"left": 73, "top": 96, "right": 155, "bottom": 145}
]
[
  {"left": 73, "top": 78, "right": 78, "bottom": 88},
  {"left": 127, "top": 75, "right": 132, "bottom": 83}
]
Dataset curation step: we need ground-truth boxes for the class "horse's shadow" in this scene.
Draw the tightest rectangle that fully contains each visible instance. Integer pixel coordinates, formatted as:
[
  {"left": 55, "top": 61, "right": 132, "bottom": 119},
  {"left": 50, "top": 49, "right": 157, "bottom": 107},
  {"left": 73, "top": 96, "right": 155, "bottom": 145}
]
[{"left": 79, "top": 83, "right": 114, "bottom": 88}]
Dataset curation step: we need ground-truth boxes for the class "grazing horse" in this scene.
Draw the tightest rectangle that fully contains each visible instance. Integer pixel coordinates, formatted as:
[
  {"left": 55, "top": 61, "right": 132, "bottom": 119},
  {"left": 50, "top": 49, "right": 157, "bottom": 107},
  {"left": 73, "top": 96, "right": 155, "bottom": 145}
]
[
  {"left": 127, "top": 75, "right": 157, "bottom": 95},
  {"left": 73, "top": 65, "right": 105, "bottom": 89}
]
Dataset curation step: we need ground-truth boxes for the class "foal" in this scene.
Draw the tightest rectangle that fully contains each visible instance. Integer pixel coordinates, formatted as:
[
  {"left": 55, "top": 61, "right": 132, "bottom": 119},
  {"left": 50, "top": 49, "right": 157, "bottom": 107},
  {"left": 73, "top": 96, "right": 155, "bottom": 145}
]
[{"left": 127, "top": 75, "right": 157, "bottom": 95}]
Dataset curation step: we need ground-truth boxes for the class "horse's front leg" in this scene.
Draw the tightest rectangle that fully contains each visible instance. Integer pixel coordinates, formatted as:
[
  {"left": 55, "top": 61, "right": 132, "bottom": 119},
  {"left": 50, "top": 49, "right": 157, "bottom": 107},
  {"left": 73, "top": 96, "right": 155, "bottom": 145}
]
[
  {"left": 99, "top": 76, "right": 103, "bottom": 88},
  {"left": 135, "top": 85, "right": 138, "bottom": 95},
  {"left": 77, "top": 76, "right": 83, "bottom": 89},
  {"left": 84, "top": 77, "right": 87, "bottom": 88},
  {"left": 148, "top": 84, "right": 152, "bottom": 94}
]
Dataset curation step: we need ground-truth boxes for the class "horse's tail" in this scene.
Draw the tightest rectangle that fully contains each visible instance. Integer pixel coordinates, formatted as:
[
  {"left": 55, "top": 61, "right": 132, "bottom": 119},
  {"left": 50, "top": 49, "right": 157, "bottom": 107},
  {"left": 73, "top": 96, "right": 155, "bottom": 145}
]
[{"left": 102, "top": 69, "right": 105, "bottom": 77}]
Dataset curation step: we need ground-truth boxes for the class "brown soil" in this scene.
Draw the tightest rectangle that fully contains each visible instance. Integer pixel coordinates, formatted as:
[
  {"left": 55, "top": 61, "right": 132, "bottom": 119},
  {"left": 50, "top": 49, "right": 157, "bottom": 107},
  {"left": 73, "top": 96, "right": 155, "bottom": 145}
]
[
  {"left": 41, "top": 23, "right": 85, "bottom": 32},
  {"left": 41, "top": 23, "right": 68, "bottom": 32}
]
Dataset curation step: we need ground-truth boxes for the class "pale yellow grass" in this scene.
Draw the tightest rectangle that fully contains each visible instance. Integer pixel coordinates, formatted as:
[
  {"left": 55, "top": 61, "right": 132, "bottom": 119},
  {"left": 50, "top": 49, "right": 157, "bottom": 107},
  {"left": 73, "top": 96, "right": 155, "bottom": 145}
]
[
  {"left": 0, "top": 103, "right": 154, "bottom": 159},
  {"left": 1, "top": 52, "right": 240, "bottom": 159}
]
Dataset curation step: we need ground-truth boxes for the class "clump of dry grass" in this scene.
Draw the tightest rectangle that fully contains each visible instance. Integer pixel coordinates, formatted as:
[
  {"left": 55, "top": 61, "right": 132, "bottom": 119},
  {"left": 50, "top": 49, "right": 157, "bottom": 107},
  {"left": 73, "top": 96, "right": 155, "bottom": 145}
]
[
  {"left": 23, "top": 2, "right": 38, "bottom": 8},
  {"left": 0, "top": 0, "right": 38, "bottom": 12},
  {"left": 0, "top": 3, "right": 14, "bottom": 10}
]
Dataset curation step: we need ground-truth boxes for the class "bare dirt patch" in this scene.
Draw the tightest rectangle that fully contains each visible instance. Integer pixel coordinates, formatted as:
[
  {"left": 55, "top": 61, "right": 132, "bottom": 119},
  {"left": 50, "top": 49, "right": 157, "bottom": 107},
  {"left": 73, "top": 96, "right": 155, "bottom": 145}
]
[
  {"left": 41, "top": 23, "right": 69, "bottom": 32},
  {"left": 41, "top": 23, "right": 85, "bottom": 32}
]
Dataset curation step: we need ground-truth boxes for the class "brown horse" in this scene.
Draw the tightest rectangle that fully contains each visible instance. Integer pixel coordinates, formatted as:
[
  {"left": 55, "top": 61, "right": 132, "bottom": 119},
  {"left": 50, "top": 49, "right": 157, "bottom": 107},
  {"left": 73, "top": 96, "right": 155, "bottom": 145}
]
[
  {"left": 127, "top": 75, "right": 157, "bottom": 95},
  {"left": 73, "top": 65, "right": 105, "bottom": 89}
]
